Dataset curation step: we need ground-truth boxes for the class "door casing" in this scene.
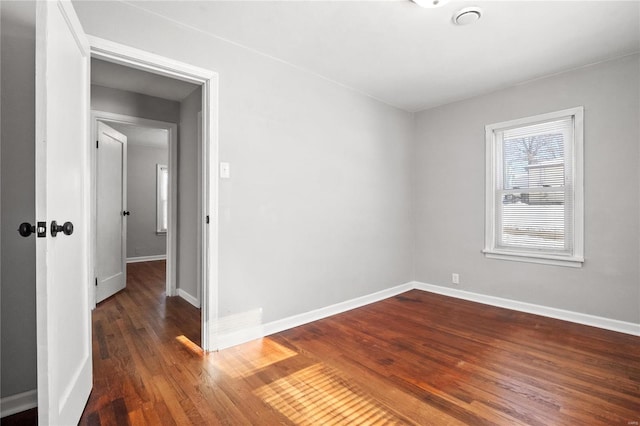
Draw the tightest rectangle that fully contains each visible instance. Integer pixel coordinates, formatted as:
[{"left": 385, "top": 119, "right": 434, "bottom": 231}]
[{"left": 88, "top": 36, "right": 219, "bottom": 351}]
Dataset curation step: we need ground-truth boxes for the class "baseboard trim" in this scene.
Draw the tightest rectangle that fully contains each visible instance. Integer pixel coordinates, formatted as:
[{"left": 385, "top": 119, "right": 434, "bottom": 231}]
[
  {"left": 412, "top": 281, "right": 640, "bottom": 336},
  {"left": 263, "top": 282, "right": 414, "bottom": 338},
  {"left": 0, "top": 389, "right": 37, "bottom": 418},
  {"left": 177, "top": 288, "right": 200, "bottom": 308},
  {"left": 215, "top": 325, "right": 265, "bottom": 351},
  {"left": 214, "top": 282, "right": 414, "bottom": 350},
  {"left": 126, "top": 255, "right": 166, "bottom": 263},
  {"left": 212, "top": 279, "right": 639, "bottom": 351}
]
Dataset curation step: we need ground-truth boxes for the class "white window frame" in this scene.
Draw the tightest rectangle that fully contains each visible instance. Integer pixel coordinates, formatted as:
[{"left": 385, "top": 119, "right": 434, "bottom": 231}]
[
  {"left": 156, "top": 163, "right": 169, "bottom": 234},
  {"left": 484, "top": 107, "right": 584, "bottom": 268}
]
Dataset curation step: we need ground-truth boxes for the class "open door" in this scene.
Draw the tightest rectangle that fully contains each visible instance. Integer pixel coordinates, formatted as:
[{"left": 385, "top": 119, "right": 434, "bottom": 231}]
[
  {"left": 96, "top": 122, "right": 128, "bottom": 303},
  {"left": 35, "top": 1, "right": 92, "bottom": 424}
]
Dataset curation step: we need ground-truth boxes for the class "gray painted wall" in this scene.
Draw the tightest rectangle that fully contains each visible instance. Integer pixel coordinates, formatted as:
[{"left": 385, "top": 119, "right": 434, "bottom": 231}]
[
  {"left": 73, "top": 1, "right": 415, "bottom": 324},
  {"left": 413, "top": 54, "right": 640, "bottom": 324},
  {"left": 0, "top": 1, "right": 38, "bottom": 399},
  {"left": 127, "top": 144, "right": 168, "bottom": 258},
  {"left": 177, "top": 87, "right": 201, "bottom": 301},
  {"left": 91, "top": 84, "right": 180, "bottom": 124}
]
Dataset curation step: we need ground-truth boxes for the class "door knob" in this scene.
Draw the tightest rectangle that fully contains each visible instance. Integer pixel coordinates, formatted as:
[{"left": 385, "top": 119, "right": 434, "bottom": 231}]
[
  {"left": 18, "top": 222, "right": 36, "bottom": 237},
  {"left": 18, "top": 222, "right": 47, "bottom": 238},
  {"left": 123, "top": 211, "right": 131, "bottom": 216},
  {"left": 50, "top": 220, "right": 74, "bottom": 237}
]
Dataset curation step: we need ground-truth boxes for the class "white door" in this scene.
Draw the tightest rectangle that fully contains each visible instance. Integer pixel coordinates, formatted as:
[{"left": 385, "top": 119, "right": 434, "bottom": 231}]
[
  {"left": 35, "top": 1, "right": 92, "bottom": 424},
  {"left": 96, "top": 122, "right": 128, "bottom": 303}
]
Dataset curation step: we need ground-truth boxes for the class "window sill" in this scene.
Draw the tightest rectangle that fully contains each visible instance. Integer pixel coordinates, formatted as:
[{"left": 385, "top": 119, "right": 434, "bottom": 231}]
[{"left": 482, "top": 249, "right": 584, "bottom": 268}]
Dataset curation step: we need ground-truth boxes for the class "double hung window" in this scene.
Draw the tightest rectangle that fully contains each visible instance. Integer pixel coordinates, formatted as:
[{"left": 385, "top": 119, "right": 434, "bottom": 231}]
[{"left": 484, "top": 107, "right": 584, "bottom": 267}]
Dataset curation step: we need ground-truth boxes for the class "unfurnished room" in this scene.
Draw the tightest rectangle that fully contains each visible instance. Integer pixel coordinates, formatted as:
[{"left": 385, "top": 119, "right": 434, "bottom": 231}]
[{"left": 1, "top": 0, "right": 639, "bottom": 425}]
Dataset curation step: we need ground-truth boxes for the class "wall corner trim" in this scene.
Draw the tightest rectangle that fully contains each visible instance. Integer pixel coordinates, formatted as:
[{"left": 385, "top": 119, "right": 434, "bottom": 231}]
[
  {"left": 411, "top": 281, "right": 640, "bottom": 336},
  {"left": 177, "top": 288, "right": 200, "bottom": 308},
  {"left": 0, "top": 389, "right": 37, "bottom": 418},
  {"left": 213, "top": 282, "right": 414, "bottom": 350}
]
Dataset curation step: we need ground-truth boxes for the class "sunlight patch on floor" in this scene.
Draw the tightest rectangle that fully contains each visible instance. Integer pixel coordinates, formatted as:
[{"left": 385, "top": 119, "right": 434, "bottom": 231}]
[
  {"left": 254, "top": 363, "right": 403, "bottom": 425},
  {"left": 216, "top": 338, "right": 297, "bottom": 378},
  {"left": 176, "top": 335, "right": 203, "bottom": 356}
]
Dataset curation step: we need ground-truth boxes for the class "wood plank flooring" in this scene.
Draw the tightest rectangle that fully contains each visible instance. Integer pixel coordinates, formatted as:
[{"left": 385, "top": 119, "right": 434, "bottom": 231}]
[{"left": 3, "top": 261, "right": 639, "bottom": 425}]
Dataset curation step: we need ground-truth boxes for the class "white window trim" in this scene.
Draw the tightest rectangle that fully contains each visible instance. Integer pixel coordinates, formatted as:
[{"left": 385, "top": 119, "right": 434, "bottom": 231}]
[
  {"left": 484, "top": 107, "right": 584, "bottom": 268},
  {"left": 156, "top": 163, "right": 169, "bottom": 235}
]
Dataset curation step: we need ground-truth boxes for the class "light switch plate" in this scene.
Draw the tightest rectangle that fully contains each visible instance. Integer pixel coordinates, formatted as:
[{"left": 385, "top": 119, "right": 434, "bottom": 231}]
[{"left": 220, "top": 162, "right": 230, "bottom": 179}]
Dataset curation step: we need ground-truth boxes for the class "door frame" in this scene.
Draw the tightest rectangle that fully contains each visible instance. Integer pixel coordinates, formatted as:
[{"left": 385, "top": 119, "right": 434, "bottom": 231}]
[
  {"left": 91, "top": 112, "right": 178, "bottom": 303},
  {"left": 88, "top": 36, "right": 219, "bottom": 351}
]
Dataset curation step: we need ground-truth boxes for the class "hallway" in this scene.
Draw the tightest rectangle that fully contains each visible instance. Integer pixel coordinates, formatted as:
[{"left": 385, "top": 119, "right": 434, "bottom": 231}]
[{"left": 82, "top": 261, "right": 201, "bottom": 423}]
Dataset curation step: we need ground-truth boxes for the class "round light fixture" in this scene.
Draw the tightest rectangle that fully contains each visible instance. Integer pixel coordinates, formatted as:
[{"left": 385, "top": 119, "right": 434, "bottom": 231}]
[
  {"left": 412, "top": 0, "right": 450, "bottom": 8},
  {"left": 453, "top": 7, "right": 482, "bottom": 25}
]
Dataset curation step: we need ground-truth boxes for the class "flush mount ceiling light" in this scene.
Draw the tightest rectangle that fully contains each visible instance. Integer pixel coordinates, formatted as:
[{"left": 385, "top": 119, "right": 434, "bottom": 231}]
[
  {"left": 412, "top": 0, "right": 451, "bottom": 8},
  {"left": 453, "top": 7, "right": 483, "bottom": 25}
]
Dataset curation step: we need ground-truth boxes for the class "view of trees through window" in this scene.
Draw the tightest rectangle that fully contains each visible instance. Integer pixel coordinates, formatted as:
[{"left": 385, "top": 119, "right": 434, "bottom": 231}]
[
  {"left": 499, "top": 122, "right": 568, "bottom": 251},
  {"left": 503, "top": 133, "right": 564, "bottom": 190}
]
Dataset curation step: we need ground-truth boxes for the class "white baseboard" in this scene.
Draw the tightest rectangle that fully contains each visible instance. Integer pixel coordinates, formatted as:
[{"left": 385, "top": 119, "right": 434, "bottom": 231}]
[
  {"left": 126, "top": 254, "right": 166, "bottom": 263},
  {"left": 412, "top": 281, "right": 640, "bottom": 336},
  {"left": 215, "top": 325, "right": 265, "bottom": 351},
  {"left": 212, "top": 280, "right": 639, "bottom": 351},
  {"left": 263, "top": 282, "right": 414, "bottom": 337},
  {"left": 177, "top": 288, "right": 200, "bottom": 308},
  {"left": 213, "top": 282, "right": 414, "bottom": 350},
  {"left": 0, "top": 389, "right": 37, "bottom": 418}
]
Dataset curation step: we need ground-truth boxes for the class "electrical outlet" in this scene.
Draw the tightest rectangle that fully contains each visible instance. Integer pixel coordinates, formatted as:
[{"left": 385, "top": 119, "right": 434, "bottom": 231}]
[{"left": 452, "top": 273, "right": 460, "bottom": 285}]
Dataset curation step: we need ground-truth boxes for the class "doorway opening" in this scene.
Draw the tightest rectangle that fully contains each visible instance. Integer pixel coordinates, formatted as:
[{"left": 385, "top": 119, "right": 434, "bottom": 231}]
[
  {"left": 92, "top": 111, "right": 178, "bottom": 303},
  {"left": 88, "top": 37, "right": 219, "bottom": 351}
]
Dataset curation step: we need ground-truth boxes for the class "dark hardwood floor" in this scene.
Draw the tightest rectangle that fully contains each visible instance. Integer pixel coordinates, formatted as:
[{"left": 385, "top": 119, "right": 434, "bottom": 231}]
[{"left": 3, "top": 261, "right": 639, "bottom": 425}]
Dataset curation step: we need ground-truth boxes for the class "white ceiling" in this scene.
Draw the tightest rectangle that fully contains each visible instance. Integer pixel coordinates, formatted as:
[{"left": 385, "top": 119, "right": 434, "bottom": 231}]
[
  {"left": 106, "top": 122, "right": 169, "bottom": 149},
  {"left": 123, "top": 0, "right": 640, "bottom": 112},
  {"left": 91, "top": 58, "right": 199, "bottom": 101}
]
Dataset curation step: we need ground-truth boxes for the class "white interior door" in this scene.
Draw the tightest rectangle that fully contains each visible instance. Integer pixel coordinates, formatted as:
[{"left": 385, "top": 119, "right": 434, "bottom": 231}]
[
  {"left": 35, "top": 1, "right": 92, "bottom": 424},
  {"left": 96, "top": 122, "right": 128, "bottom": 303}
]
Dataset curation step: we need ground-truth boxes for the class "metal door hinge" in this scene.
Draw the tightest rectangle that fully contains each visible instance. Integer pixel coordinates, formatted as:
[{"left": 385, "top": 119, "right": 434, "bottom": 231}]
[
  {"left": 96, "top": 140, "right": 99, "bottom": 148},
  {"left": 206, "top": 215, "right": 210, "bottom": 224}
]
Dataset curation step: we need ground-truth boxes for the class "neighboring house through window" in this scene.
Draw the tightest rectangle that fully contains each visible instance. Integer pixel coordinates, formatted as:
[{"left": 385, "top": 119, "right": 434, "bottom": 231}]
[{"left": 484, "top": 107, "right": 584, "bottom": 267}]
